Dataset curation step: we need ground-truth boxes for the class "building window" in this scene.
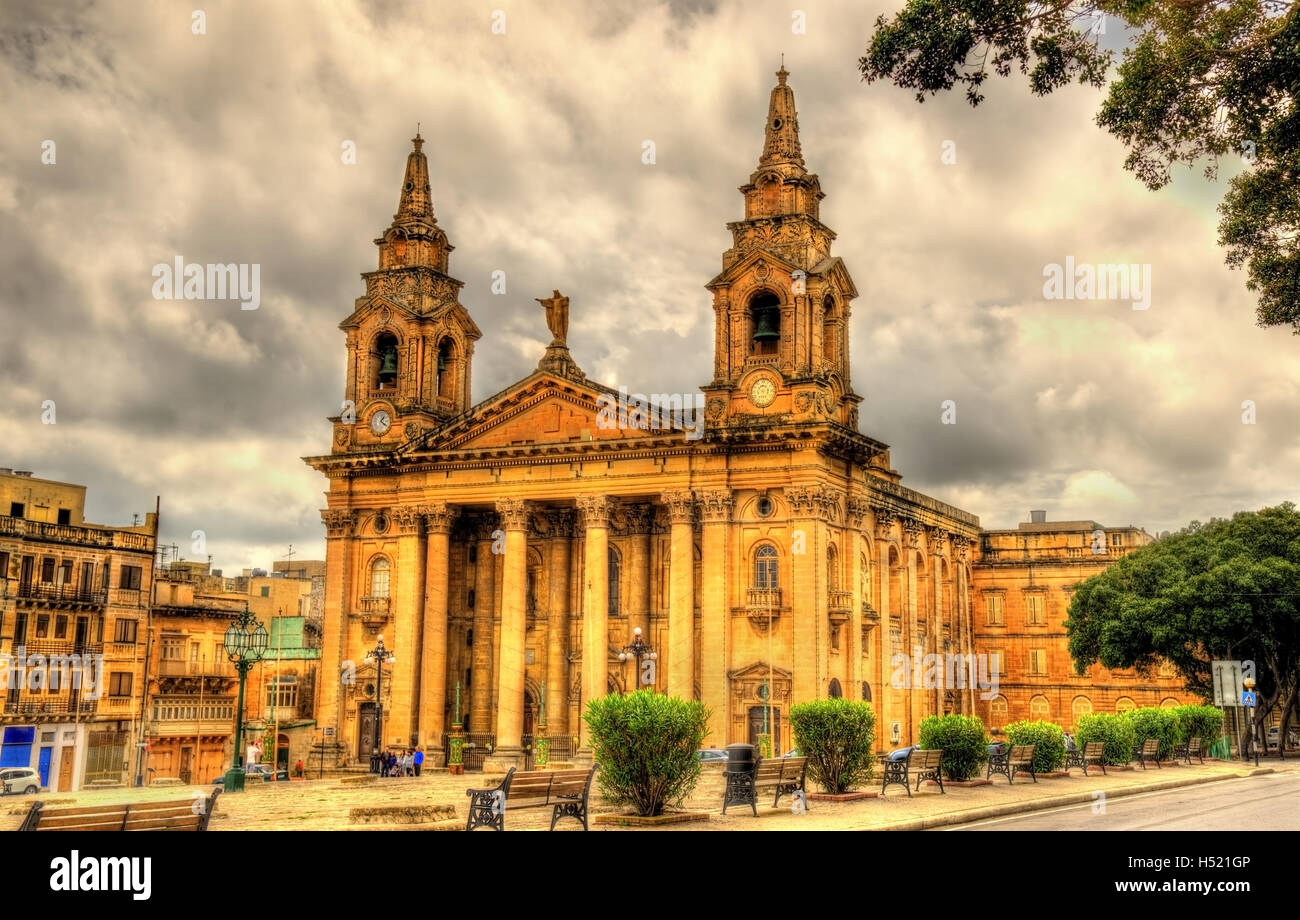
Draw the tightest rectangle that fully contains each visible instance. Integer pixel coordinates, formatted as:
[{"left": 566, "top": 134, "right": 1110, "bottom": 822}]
[
  {"left": 57, "top": 508, "right": 71, "bottom": 525},
  {"left": 1110, "top": 532, "right": 1123, "bottom": 547},
  {"left": 988, "top": 648, "right": 1005, "bottom": 675},
  {"left": 990, "top": 695, "right": 1008, "bottom": 726},
  {"left": 826, "top": 545, "right": 839, "bottom": 591},
  {"left": 748, "top": 291, "right": 781, "bottom": 356},
  {"left": 607, "top": 546, "right": 621, "bottom": 616},
  {"left": 54, "top": 615, "right": 67, "bottom": 639},
  {"left": 985, "top": 594, "right": 1004, "bottom": 626},
  {"left": 161, "top": 638, "right": 184, "bottom": 660},
  {"left": 260, "top": 586, "right": 270, "bottom": 597},
  {"left": 36, "top": 614, "right": 49, "bottom": 638},
  {"left": 101, "top": 560, "right": 111, "bottom": 590},
  {"left": 9, "top": 502, "right": 23, "bottom": 518},
  {"left": 370, "top": 558, "right": 390, "bottom": 597},
  {"left": 109, "top": 672, "right": 133, "bottom": 697},
  {"left": 113, "top": 619, "right": 137, "bottom": 643},
  {"left": 1025, "top": 594, "right": 1045, "bottom": 625},
  {"left": 57, "top": 560, "right": 72, "bottom": 586},
  {"left": 374, "top": 333, "right": 400, "bottom": 389},
  {"left": 1029, "top": 648, "right": 1047, "bottom": 675},
  {"left": 1029, "top": 695, "right": 1050, "bottom": 720},
  {"left": 266, "top": 676, "right": 298, "bottom": 710},
  {"left": 0, "top": 551, "right": 8, "bottom": 580},
  {"left": 41, "top": 558, "right": 55, "bottom": 583},
  {"left": 1115, "top": 696, "right": 1135, "bottom": 714},
  {"left": 756, "top": 496, "right": 774, "bottom": 517},
  {"left": 119, "top": 565, "right": 142, "bottom": 590},
  {"left": 754, "top": 544, "right": 779, "bottom": 589},
  {"left": 1072, "top": 696, "right": 1092, "bottom": 730}
]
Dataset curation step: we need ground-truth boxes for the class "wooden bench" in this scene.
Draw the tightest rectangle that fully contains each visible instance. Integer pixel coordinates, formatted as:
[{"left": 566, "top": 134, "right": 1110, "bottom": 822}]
[
  {"left": 465, "top": 766, "right": 597, "bottom": 831},
  {"left": 18, "top": 790, "right": 222, "bottom": 831},
  {"left": 881, "top": 748, "right": 944, "bottom": 796},
  {"left": 1137, "top": 738, "right": 1164, "bottom": 769},
  {"left": 989, "top": 744, "right": 1037, "bottom": 783},
  {"left": 1064, "top": 741, "right": 1107, "bottom": 776},
  {"left": 1177, "top": 737, "right": 1205, "bottom": 765},
  {"left": 722, "top": 756, "right": 807, "bottom": 815}
]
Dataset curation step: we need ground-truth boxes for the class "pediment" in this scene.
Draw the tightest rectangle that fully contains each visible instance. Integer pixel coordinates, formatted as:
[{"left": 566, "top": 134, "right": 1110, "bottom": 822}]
[
  {"left": 338, "top": 295, "right": 422, "bottom": 331},
  {"left": 727, "top": 661, "right": 794, "bottom": 682},
  {"left": 707, "top": 247, "right": 802, "bottom": 290}
]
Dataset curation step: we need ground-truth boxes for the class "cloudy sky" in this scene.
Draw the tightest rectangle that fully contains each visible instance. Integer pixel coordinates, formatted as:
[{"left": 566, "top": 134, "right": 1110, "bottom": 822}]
[{"left": 2, "top": 0, "right": 1296, "bottom": 572}]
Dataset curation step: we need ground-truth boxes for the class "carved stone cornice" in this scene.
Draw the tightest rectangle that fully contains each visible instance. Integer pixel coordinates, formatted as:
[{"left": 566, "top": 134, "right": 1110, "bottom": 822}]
[
  {"left": 576, "top": 494, "right": 618, "bottom": 529},
  {"left": 786, "top": 485, "right": 841, "bottom": 521},
  {"left": 871, "top": 505, "right": 896, "bottom": 541},
  {"left": 927, "top": 526, "right": 948, "bottom": 558},
  {"left": 697, "top": 490, "right": 734, "bottom": 524},
  {"left": 392, "top": 505, "right": 424, "bottom": 536},
  {"left": 617, "top": 503, "right": 654, "bottom": 535},
  {"left": 321, "top": 509, "right": 358, "bottom": 538},
  {"left": 421, "top": 503, "right": 457, "bottom": 535},
  {"left": 904, "top": 517, "right": 924, "bottom": 549},
  {"left": 847, "top": 496, "right": 870, "bottom": 528},
  {"left": 660, "top": 490, "right": 695, "bottom": 526},
  {"left": 544, "top": 508, "right": 576, "bottom": 538},
  {"left": 495, "top": 498, "right": 533, "bottom": 532},
  {"left": 951, "top": 535, "right": 971, "bottom": 562}
]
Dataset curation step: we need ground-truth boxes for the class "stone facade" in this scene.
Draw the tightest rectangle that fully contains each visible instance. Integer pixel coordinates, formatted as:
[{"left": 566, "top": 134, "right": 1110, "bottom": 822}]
[{"left": 305, "top": 70, "right": 1196, "bottom": 766}]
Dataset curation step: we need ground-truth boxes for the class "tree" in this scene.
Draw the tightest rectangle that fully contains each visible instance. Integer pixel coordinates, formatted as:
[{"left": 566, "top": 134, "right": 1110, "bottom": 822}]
[
  {"left": 860, "top": 1, "right": 1300, "bottom": 333},
  {"left": 1065, "top": 503, "right": 1300, "bottom": 753}
]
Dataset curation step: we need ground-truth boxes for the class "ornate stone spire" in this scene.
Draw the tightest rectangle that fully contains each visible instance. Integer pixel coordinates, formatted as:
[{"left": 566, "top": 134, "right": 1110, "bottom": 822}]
[
  {"left": 375, "top": 131, "right": 453, "bottom": 273},
  {"left": 759, "top": 65, "right": 804, "bottom": 170},
  {"left": 393, "top": 132, "right": 435, "bottom": 230}
]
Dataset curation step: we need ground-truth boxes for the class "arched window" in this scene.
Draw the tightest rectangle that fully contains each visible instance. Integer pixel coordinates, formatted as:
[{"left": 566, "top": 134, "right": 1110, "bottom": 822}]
[
  {"left": 749, "top": 292, "right": 781, "bottom": 356},
  {"left": 607, "top": 546, "right": 621, "bottom": 616},
  {"left": 1160, "top": 697, "right": 1180, "bottom": 709},
  {"left": 374, "top": 333, "right": 399, "bottom": 390},
  {"left": 436, "top": 337, "right": 455, "bottom": 399},
  {"left": 1030, "top": 695, "right": 1050, "bottom": 720},
  {"left": 826, "top": 544, "right": 839, "bottom": 591},
  {"left": 754, "top": 544, "right": 778, "bottom": 589},
  {"left": 1115, "top": 696, "right": 1135, "bottom": 714},
  {"left": 1072, "top": 696, "right": 1092, "bottom": 730},
  {"left": 828, "top": 678, "right": 843, "bottom": 698},
  {"left": 822, "top": 295, "right": 838, "bottom": 369},
  {"left": 990, "top": 695, "right": 1008, "bottom": 727},
  {"left": 369, "top": 558, "right": 390, "bottom": 598}
]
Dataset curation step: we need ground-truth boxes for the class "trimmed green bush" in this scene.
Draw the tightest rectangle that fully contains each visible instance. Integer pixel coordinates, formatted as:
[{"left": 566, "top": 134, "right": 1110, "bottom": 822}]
[
  {"left": 1003, "top": 720, "right": 1067, "bottom": 773},
  {"left": 789, "top": 698, "right": 877, "bottom": 793},
  {"left": 918, "top": 714, "right": 988, "bottom": 781},
  {"left": 1125, "top": 706, "right": 1181, "bottom": 760},
  {"left": 583, "top": 690, "right": 709, "bottom": 817},
  {"left": 1076, "top": 712, "right": 1137, "bottom": 765},
  {"left": 1173, "top": 704, "right": 1224, "bottom": 749}
]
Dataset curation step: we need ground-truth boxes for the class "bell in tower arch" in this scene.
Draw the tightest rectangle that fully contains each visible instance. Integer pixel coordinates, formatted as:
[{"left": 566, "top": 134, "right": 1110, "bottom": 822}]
[
  {"left": 377, "top": 336, "right": 399, "bottom": 388},
  {"left": 749, "top": 292, "right": 782, "bottom": 355}
]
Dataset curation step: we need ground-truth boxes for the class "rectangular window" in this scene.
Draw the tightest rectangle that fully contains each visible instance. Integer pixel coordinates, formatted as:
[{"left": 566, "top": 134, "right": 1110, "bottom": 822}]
[
  {"left": 266, "top": 677, "right": 298, "bottom": 710},
  {"left": 113, "top": 619, "right": 138, "bottom": 643},
  {"left": 985, "top": 594, "right": 1004, "bottom": 626},
  {"left": 1029, "top": 649, "right": 1048, "bottom": 675},
  {"left": 190, "top": 642, "right": 200, "bottom": 662},
  {"left": 35, "top": 614, "right": 49, "bottom": 638},
  {"left": 58, "top": 560, "right": 72, "bottom": 586},
  {"left": 0, "top": 551, "right": 8, "bottom": 581},
  {"left": 80, "top": 561, "right": 94, "bottom": 594},
  {"left": 161, "top": 638, "right": 184, "bottom": 660},
  {"left": 41, "top": 558, "right": 55, "bottom": 583},
  {"left": 101, "top": 559, "right": 111, "bottom": 590},
  {"left": 1026, "top": 594, "right": 1045, "bottom": 625},
  {"left": 95, "top": 616, "right": 104, "bottom": 644},
  {"left": 109, "top": 672, "right": 132, "bottom": 697},
  {"left": 9, "top": 502, "right": 23, "bottom": 518},
  {"left": 988, "top": 648, "right": 1006, "bottom": 675},
  {"left": 260, "top": 586, "right": 270, "bottom": 597},
  {"left": 54, "top": 615, "right": 67, "bottom": 639},
  {"left": 57, "top": 508, "right": 71, "bottom": 525},
  {"left": 119, "top": 565, "right": 142, "bottom": 590},
  {"left": 1110, "top": 532, "right": 1123, "bottom": 547}
]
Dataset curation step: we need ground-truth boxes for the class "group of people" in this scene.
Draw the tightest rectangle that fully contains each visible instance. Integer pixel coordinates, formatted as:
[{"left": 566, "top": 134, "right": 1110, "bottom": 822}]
[{"left": 378, "top": 747, "right": 424, "bottom": 777}]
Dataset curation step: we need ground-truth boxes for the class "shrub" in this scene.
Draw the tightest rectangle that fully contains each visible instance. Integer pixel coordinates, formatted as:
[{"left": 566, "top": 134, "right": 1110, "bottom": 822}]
[
  {"left": 1125, "top": 706, "right": 1181, "bottom": 760},
  {"left": 789, "top": 698, "right": 877, "bottom": 793},
  {"left": 1003, "top": 720, "right": 1067, "bottom": 773},
  {"left": 583, "top": 690, "right": 709, "bottom": 817},
  {"left": 1173, "top": 704, "right": 1225, "bottom": 749},
  {"left": 918, "top": 714, "right": 988, "bottom": 781},
  {"left": 1076, "top": 713, "right": 1137, "bottom": 765}
]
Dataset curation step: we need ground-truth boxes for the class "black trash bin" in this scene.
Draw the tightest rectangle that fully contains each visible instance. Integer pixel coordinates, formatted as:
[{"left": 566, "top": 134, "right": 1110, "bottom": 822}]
[{"left": 725, "top": 743, "right": 756, "bottom": 772}]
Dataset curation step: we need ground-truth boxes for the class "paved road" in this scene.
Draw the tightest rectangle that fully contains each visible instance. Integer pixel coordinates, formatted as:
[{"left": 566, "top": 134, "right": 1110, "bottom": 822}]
[{"left": 942, "top": 772, "right": 1300, "bottom": 830}]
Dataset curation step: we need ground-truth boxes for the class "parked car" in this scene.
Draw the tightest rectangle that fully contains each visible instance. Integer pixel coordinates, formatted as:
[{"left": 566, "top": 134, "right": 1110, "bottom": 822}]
[
  {"left": 783, "top": 748, "right": 803, "bottom": 758},
  {"left": 697, "top": 748, "right": 729, "bottom": 763},
  {"left": 0, "top": 767, "right": 41, "bottom": 795},
  {"left": 212, "top": 763, "right": 289, "bottom": 784}
]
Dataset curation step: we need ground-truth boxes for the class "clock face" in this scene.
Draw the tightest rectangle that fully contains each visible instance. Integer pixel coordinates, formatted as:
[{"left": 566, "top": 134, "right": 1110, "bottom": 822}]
[
  {"left": 370, "top": 410, "right": 391, "bottom": 436},
  {"left": 750, "top": 378, "right": 776, "bottom": 408}
]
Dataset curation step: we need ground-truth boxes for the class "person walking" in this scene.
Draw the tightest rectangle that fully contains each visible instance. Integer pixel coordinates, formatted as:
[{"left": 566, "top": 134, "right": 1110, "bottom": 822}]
[{"left": 413, "top": 746, "right": 424, "bottom": 777}]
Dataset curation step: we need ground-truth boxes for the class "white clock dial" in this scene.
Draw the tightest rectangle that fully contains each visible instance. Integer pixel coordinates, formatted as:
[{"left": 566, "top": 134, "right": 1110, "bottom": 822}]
[
  {"left": 370, "top": 410, "right": 391, "bottom": 436},
  {"left": 750, "top": 378, "right": 776, "bottom": 408}
]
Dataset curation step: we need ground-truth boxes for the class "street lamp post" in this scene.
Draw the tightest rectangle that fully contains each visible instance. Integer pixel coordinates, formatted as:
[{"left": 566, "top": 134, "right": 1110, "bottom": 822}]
[
  {"left": 618, "top": 627, "right": 657, "bottom": 693},
  {"left": 364, "top": 635, "right": 396, "bottom": 773},
  {"left": 222, "top": 603, "right": 268, "bottom": 793}
]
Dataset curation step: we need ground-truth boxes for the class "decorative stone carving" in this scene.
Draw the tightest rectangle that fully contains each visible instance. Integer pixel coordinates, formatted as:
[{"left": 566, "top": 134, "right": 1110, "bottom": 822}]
[
  {"left": 927, "top": 527, "right": 948, "bottom": 558},
  {"left": 495, "top": 498, "right": 533, "bottom": 532},
  {"left": 421, "top": 503, "right": 457, "bottom": 534},
  {"left": 659, "top": 490, "right": 695, "bottom": 525},
  {"left": 404, "top": 421, "right": 422, "bottom": 440},
  {"left": 620, "top": 503, "right": 654, "bottom": 534},
  {"left": 391, "top": 506, "right": 423, "bottom": 535},
  {"left": 904, "top": 518, "right": 924, "bottom": 549},
  {"left": 786, "top": 485, "right": 841, "bottom": 521},
  {"left": 544, "top": 508, "right": 576, "bottom": 538},
  {"left": 847, "top": 496, "right": 870, "bottom": 528},
  {"left": 871, "top": 506, "right": 896, "bottom": 541},
  {"left": 952, "top": 535, "right": 971, "bottom": 562},
  {"left": 576, "top": 494, "right": 618, "bottom": 529},
  {"left": 707, "top": 397, "right": 726, "bottom": 420},
  {"left": 322, "top": 509, "right": 358, "bottom": 538},
  {"left": 697, "top": 490, "right": 734, "bottom": 524}
]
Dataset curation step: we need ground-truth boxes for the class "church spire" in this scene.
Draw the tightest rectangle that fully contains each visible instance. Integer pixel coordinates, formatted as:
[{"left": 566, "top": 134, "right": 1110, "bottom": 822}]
[
  {"left": 375, "top": 131, "right": 453, "bottom": 273},
  {"left": 759, "top": 64, "right": 804, "bottom": 170},
  {"left": 393, "top": 132, "right": 435, "bottom": 229}
]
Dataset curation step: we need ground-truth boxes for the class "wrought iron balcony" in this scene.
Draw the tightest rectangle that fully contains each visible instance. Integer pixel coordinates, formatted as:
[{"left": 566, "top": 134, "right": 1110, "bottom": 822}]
[{"left": 14, "top": 582, "right": 107, "bottom": 607}]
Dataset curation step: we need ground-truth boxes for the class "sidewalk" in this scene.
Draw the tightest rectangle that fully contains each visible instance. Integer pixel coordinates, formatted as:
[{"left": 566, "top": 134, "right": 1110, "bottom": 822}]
[{"left": 0, "top": 756, "right": 1288, "bottom": 831}]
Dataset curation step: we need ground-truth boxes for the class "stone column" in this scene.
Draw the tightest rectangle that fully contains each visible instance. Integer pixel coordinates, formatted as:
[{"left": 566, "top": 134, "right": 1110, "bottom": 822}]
[
  {"left": 626, "top": 505, "right": 653, "bottom": 652},
  {"left": 577, "top": 495, "right": 616, "bottom": 754},
  {"left": 661, "top": 490, "right": 696, "bottom": 699},
  {"left": 873, "top": 509, "right": 895, "bottom": 752},
  {"left": 318, "top": 509, "right": 356, "bottom": 760},
  {"left": 545, "top": 509, "right": 574, "bottom": 738},
  {"left": 954, "top": 537, "right": 974, "bottom": 715},
  {"left": 929, "top": 528, "right": 948, "bottom": 718},
  {"left": 848, "top": 498, "right": 870, "bottom": 702},
  {"left": 419, "top": 503, "right": 456, "bottom": 759},
  {"left": 904, "top": 518, "right": 924, "bottom": 744},
  {"left": 788, "top": 488, "right": 825, "bottom": 713},
  {"left": 698, "top": 489, "right": 732, "bottom": 746},
  {"left": 390, "top": 507, "right": 426, "bottom": 748},
  {"left": 485, "top": 499, "right": 531, "bottom": 771},
  {"left": 469, "top": 519, "right": 497, "bottom": 734}
]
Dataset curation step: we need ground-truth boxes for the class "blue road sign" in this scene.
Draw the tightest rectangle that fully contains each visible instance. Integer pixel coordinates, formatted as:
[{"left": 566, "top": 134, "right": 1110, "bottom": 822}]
[{"left": 1241, "top": 691, "right": 1257, "bottom": 706}]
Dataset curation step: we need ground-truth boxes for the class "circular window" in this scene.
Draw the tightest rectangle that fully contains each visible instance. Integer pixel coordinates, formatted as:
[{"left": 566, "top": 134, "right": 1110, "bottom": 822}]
[
  {"left": 756, "top": 496, "right": 774, "bottom": 517},
  {"left": 365, "top": 683, "right": 375, "bottom": 698},
  {"left": 772, "top": 118, "right": 783, "bottom": 130},
  {"left": 373, "top": 514, "right": 389, "bottom": 534}
]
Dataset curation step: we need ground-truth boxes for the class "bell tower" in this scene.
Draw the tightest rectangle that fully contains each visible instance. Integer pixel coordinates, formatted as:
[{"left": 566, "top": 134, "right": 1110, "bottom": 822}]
[
  {"left": 332, "top": 133, "right": 482, "bottom": 453},
  {"left": 703, "top": 67, "right": 861, "bottom": 429}
]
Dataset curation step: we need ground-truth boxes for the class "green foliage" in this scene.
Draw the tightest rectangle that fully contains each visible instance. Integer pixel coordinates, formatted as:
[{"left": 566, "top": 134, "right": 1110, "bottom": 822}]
[
  {"left": 861, "top": 4, "right": 1300, "bottom": 332},
  {"left": 918, "top": 714, "right": 988, "bottom": 780},
  {"left": 1125, "top": 706, "right": 1182, "bottom": 760},
  {"left": 1173, "top": 704, "right": 1225, "bottom": 748},
  {"left": 1076, "top": 713, "right": 1137, "bottom": 765},
  {"left": 789, "top": 698, "right": 877, "bottom": 793},
  {"left": 583, "top": 691, "right": 709, "bottom": 817},
  {"left": 1003, "top": 720, "right": 1067, "bottom": 773}
]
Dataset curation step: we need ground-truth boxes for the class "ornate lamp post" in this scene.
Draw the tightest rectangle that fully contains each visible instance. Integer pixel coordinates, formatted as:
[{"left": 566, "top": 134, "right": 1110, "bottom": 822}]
[
  {"left": 223, "top": 603, "right": 268, "bottom": 793},
  {"left": 363, "top": 635, "right": 396, "bottom": 773},
  {"left": 618, "top": 627, "right": 658, "bottom": 694}
]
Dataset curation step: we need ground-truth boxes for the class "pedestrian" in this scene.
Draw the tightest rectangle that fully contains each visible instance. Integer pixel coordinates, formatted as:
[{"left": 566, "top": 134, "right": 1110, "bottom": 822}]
[
  {"left": 295, "top": 758, "right": 304, "bottom": 778},
  {"left": 403, "top": 749, "right": 413, "bottom": 776},
  {"left": 413, "top": 746, "right": 423, "bottom": 777}
]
